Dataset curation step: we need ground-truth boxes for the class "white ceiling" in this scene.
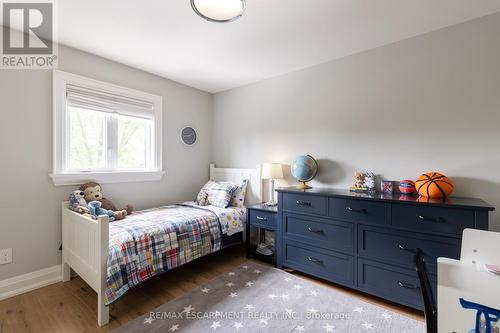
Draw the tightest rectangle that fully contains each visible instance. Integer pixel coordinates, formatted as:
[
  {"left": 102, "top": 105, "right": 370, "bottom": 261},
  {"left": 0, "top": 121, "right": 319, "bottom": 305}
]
[{"left": 58, "top": 1, "right": 500, "bottom": 93}]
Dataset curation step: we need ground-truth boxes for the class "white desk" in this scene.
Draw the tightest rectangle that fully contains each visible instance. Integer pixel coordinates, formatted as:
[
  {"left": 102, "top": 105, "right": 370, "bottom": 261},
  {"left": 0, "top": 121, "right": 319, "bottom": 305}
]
[{"left": 438, "top": 229, "right": 500, "bottom": 333}]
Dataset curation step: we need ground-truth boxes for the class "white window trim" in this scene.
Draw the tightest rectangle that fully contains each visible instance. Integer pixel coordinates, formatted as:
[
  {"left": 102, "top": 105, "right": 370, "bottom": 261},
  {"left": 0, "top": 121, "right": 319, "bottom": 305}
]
[{"left": 50, "top": 70, "right": 164, "bottom": 186}]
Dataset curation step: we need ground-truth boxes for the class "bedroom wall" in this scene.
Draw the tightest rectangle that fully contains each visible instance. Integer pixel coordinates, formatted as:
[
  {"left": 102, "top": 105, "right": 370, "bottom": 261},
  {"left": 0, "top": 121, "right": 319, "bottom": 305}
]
[
  {"left": 0, "top": 45, "right": 213, "bottom": 280},
  {"left": 212, "top": 12, "right": 500, "bottom": 231}
]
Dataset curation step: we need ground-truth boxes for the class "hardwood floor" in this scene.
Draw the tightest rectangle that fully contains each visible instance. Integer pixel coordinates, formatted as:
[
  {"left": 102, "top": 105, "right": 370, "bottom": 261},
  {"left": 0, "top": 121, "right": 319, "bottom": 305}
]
[{"left": 0, "top": 246, "right": 423, "bottom": 332}]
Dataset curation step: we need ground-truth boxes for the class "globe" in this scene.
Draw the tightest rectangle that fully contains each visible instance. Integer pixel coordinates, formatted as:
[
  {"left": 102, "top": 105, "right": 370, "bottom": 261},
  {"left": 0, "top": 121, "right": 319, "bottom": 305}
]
[{"left": 291, "top": 155, "right": 318, "bottom": 189}]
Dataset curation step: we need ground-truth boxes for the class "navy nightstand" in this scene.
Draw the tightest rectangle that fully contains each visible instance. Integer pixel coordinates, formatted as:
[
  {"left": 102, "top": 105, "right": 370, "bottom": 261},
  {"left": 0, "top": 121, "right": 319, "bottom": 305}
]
[{"left": 246, "top": 204, "right": 278, "bottom": 266}]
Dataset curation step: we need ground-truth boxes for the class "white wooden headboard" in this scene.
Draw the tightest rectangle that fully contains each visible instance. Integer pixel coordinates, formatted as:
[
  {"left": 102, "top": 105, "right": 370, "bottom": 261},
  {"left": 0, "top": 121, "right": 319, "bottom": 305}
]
[{"left": 209, "top": 164, "right": 262, "bottom": 205}]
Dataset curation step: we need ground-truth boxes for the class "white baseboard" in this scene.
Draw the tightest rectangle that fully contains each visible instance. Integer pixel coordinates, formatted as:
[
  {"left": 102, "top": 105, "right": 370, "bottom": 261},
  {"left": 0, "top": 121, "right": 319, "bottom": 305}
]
[{"left": 0, "top": 265, "right": 62, "bottom": 301}]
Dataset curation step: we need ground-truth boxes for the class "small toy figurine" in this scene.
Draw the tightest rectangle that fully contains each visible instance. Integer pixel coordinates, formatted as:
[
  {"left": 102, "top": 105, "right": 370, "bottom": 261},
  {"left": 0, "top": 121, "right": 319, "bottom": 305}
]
[
  {"left": 364, "top": 172, "right": 376, "bottom": 192},
  {"left": 381, "top": 180, "right": 393, "bottom": 194},
  {"left": 350, "top": 172, "right": 368, "bottom": 193}
]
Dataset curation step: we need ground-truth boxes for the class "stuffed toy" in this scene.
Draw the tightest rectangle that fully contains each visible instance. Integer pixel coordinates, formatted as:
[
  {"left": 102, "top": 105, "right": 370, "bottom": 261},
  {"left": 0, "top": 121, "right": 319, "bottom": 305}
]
[
  {"left": 363, "top": 172, "right": 376, "bottom": 192},
  {"left": 79, "top": 181, "right": 132, "bottom": 220},
  {"left": 353, "top": 172, "right": 366, "bottom": 189},
  {"left": 350, "top": 171, "right": 369, "bottom": 193},
  {"left": 69, "top": 190, "right": 90, "bottom": 214},
  {"left": 87, "top": 201, "right": 115, "bottom": 222}
]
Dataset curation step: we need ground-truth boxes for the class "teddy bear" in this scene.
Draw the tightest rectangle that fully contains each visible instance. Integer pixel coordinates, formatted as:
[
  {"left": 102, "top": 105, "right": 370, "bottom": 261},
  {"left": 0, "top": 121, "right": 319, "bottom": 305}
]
[
  {"left": 353, "top": 172, "right": 366, "bottom": 189},
  {"left": 69, "top": 190, "right": 90, "bottom": 214},
  {"left": 87, "top": 201, "right": 115, "bottom": 222},
  {"left": 79, "top": 181, "right": 132, "bottom": 220}
]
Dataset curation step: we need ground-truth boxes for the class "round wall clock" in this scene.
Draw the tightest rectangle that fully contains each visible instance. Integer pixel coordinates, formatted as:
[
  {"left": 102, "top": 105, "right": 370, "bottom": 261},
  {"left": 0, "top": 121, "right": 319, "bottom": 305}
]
[{"left": 180, "top": 126, "right": 197, "bottom": 146}]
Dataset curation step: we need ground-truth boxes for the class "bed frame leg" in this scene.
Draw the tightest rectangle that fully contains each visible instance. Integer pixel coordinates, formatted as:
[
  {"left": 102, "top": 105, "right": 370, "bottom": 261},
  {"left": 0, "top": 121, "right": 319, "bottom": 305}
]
[
  {"left": 62, "top": 261, "right": 71, "bottom": 282},
  {"left": 97, "top": 296, "right": 109, "bottom": 326},
  {"left": 98, "top": 294, "right": 109, "bottom": 326}
]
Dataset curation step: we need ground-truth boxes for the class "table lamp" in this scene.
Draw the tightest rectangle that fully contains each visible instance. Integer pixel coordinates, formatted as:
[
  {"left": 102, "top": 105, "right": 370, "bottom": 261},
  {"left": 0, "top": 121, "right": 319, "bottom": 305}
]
[{"left": 261, "top": 163, "right": 283, "bottom": 206}]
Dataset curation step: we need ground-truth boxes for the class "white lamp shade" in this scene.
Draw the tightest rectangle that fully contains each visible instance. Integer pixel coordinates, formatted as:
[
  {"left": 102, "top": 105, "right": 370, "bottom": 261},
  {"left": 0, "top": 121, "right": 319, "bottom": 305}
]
[
  {"left": 191, "top": 0, "right": 245, "bottom": 22},
  {"left": 261, "top": 163, "right": 283, "bottom": 180}
]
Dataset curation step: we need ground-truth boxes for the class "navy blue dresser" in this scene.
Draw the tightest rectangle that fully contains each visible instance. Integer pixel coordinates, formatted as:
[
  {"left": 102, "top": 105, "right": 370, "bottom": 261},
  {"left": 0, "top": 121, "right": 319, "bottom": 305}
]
[{"left": 276, "top": 187, "right": 494, "bottom": 310}]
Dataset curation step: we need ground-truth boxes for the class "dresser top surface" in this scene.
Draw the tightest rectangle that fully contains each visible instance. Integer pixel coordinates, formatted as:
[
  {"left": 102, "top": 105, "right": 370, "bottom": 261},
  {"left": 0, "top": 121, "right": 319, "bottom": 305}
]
[
  {"left": 246, "top": 203, "right": 278, "bottom": 213},
  {"left": 276, "top": 187, "right": 494, "bottom": 211}
]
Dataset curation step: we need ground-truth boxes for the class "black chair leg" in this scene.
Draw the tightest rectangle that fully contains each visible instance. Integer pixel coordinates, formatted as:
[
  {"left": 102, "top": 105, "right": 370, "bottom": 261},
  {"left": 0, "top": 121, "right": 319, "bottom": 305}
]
[{"left": 414, "top": 249, "right": 438, "bottom": 333}]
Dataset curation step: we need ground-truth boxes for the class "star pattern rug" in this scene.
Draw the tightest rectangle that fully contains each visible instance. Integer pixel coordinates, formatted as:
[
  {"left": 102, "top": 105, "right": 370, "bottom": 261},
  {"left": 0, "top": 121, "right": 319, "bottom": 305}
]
[{"left": 113, "top": 261, "right": 424, "bottom": 333}]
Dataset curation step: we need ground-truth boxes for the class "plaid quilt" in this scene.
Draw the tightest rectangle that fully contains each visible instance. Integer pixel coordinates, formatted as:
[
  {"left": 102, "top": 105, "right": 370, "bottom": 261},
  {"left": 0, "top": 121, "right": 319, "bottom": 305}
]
[
  {"left": 105, "top": 205, "right": 222, "bottom": 305},
  {"left": 182, "top": 201, "right": 246, "bottom": 236}
]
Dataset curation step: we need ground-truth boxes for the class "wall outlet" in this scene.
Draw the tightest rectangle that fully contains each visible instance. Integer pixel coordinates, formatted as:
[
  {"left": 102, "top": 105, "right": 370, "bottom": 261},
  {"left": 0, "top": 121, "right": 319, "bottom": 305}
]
[{"left": 0, "top": 248, "right": 12, "bottom": 265}]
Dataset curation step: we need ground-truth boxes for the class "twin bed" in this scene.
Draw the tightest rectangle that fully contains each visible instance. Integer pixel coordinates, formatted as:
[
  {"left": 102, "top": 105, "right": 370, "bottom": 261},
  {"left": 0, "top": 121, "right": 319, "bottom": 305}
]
[{"left": 61, "top": 164, "right": 262, "bottom": 326}]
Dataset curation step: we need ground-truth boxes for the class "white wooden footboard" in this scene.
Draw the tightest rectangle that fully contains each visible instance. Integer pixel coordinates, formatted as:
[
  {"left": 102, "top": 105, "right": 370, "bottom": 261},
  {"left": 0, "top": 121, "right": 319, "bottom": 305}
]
[{"left": 61, "top": 202, "right": 109, "bottom": 326}]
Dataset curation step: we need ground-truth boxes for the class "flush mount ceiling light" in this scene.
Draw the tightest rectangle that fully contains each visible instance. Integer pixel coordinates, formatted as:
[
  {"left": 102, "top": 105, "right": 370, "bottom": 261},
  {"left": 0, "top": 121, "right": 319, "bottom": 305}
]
[{"left": 191, "top": 0, "right": 246, "bottom": 23}]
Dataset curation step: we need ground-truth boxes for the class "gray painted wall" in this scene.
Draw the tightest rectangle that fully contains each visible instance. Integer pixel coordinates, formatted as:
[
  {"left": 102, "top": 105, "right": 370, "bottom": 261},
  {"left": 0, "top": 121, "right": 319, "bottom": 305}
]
[
  {"left": 0, "top": 45, "right": 213, "bottom": 280},
  {"left": 213, "top": 13, "right": 500, "bottom": 231}
]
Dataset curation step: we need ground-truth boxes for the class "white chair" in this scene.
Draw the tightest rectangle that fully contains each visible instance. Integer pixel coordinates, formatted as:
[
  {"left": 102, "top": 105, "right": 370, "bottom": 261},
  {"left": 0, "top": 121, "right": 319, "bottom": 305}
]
[{"left": 438, "top": 228, "right": 500, "bottom": 332}]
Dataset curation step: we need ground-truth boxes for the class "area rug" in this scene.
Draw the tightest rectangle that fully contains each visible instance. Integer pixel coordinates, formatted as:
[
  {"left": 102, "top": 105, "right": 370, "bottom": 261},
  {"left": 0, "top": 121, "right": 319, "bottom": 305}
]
[{"left": 114, "top": 261, "right": 424, "bottom": 332}]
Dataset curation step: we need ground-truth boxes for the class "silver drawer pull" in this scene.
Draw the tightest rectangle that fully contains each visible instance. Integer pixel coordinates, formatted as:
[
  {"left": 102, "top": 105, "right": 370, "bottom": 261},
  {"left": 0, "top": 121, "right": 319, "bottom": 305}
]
[
  {"left": 346, "top": 207, "right": 367, "bottom": 214},
  {"left": 397, "top": 243, "right": 418, "bottom": 253},
  {"left": 306, "top": 256, "right": 323, "bottom": 264},
  {"left": 307, "top": 227, "right": 324, "bottom": 234},
  {"left": 296, "top": 200, "right": 311, "bottom": 206},
  {"left": 418, "top": 215, "right": 445, "bottom": 223},
  {"left": 256, "top": 216, "right": 268, "bottom": 221},
  {"left": 397, "top": 281, "right": 420, "bottom": 290}
]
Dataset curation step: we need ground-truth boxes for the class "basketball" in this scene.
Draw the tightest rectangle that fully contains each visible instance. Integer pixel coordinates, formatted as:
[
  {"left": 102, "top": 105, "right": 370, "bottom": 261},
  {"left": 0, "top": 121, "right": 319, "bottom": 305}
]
[
  {"left": 399, "top": 180, "right": 416, "bottom": 194},
  {"left": 415, "top": 172, "right": 454, "bottom": 198}
]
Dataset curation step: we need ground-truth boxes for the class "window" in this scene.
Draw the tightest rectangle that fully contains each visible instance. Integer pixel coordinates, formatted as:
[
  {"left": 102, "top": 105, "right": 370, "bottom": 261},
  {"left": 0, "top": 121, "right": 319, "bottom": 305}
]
[{"left": 51, "top": 71, "right": 163, "bottom": 185}]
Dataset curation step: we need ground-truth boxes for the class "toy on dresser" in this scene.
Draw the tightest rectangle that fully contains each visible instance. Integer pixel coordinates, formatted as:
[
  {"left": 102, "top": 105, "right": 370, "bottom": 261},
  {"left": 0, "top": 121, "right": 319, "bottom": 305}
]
[
  {"left": 364, "top": 172, "right": 376, "bottom": 192},
  {"left": 350, "top": 172, "right": 367, "bottom": 193},
  {"left": 350, "top": 171, "right": 376, "bottom": 193}
]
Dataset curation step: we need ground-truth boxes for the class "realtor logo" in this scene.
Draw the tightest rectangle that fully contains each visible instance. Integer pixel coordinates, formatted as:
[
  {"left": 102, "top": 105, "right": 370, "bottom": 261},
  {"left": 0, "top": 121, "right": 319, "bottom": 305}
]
[{"left": 1, "top": 0, "right": 57, "bottom": 69}]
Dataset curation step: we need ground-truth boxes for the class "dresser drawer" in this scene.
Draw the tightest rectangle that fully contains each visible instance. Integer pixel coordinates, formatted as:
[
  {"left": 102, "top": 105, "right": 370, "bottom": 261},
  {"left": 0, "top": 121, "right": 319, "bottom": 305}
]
[
  {"left": 358, "top": 259, "right": 436, "bottom": 309},
  {"left": 283, "top": 193, "right": 327, "bottom": 216},
  {"left": 329, "top": 198, "right": 388, "bottom": 225},
  {"left": 248, "top": 210, "right": 276, "bottom": 230},
  {"left": 283, "top": 214, "right": 353, "bottom": 253},
  {"left": 392, "top": 204, "right": 474, "bottom": 236},
  {"left": 284, "top": 242, "right": 354, "bottom": 286},
  {"left": 358, "top": 225, "right": 461, "bottom": 272}
]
